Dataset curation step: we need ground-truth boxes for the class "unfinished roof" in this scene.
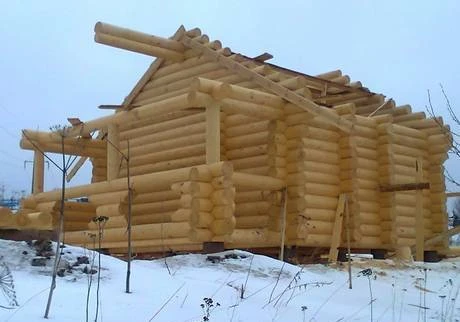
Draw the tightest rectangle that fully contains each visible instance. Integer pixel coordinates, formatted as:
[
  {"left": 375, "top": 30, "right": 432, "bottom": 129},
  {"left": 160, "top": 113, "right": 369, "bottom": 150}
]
[{"left": 94, "top": 22, "right": 388, "bottom": 132}]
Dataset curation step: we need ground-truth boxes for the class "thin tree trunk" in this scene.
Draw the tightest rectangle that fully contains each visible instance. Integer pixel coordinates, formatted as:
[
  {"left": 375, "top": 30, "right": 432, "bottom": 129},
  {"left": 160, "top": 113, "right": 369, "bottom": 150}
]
[
  {"left": 44, "top": 135, "right": 66, "bottom": 318},
  {"left": 125, "top": 140, "right": 132, "bottom": 293}
]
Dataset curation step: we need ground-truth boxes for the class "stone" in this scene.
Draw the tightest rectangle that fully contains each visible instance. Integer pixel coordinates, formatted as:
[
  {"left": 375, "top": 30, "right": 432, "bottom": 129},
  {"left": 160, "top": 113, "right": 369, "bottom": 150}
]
[{"left": 31, "top": 257, "right": 47, "bottom": 267}]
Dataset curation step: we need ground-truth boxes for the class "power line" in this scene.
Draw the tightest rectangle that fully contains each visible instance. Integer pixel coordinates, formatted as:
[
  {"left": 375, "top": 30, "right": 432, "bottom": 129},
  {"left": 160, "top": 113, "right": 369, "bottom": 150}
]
[
  {"left": 0, "top": 104, "right": 19, "bottom": 119},
  {"left": 0, "top": 124, "right": 18, "bottom": 140},
  {"left": 0, "top": 148, "right": 24, "bottom": 162},
  {"left": 0, "top": 158, "right": 22, "bottom": 169}
]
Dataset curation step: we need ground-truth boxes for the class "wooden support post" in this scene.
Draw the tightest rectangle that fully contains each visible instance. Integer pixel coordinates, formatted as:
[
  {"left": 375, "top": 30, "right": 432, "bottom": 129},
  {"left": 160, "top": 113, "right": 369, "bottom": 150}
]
[
  {"left": 279, "top": 187, "right": 287, "bottom": 261},
  {"left": 33, "top": 150, "right": 44, "bottom": 194},
  {"left": 66, "top": 157, "right": 88, "bottom": 182},
  {"left": 328, "top": 193, "right": 346, "bottom": 263},
  {"left": 206, "top": 103, "right": 221, "bottom": 164},
  {"left": 415, "top": 157, "right": 424, "bottom": 261},
  {"left": 345, "top": 196, "right": 352, "bottom": 289},
  {"left": 107, "top": 124, "right": 120, "bottom": 180}
]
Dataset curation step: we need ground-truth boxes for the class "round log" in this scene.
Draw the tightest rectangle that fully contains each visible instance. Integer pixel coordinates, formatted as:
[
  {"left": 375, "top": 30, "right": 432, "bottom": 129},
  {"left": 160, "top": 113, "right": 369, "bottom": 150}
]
[
  {"left": 235, "top": 190, "right": 272, "bottom": 203},
  {"left": 175, "top": 181, "right": 214, "bottom": 197},
  {"left": 88, "top": 215, "right": 126, "bottom": 229},
  {"left": 287, "top": 172, "right": 339, "bottom": 185},
  {"left": 134, "top": 190, "right": 180, "bottom": 204},
  {"left": 96, "top": 203, "right": 125, "bottom": 216},
  {"left": 118, "top": 110, "right": 201, "bottom": 133},
  {"left": 226, "top": 120, "right": 271, "bottom": 137},
  {"left": 190, "top": 228, "right": 213, "bottom": 242},
  {"left": 132, "top": 199, "right": 180, "bottom": 215},
  {"left": 236, "top": 215, "right": 269, "bottom": 229},
  {"left": 220, "top": 98, "right": 283, "bottom": 120},
  {"left": 219, "top": 83, "right": 285, "bottom": 108},
  {"left": 232, "top": 172, "right": 285, "bottom": 190},
  {"left": 287, "top": 161, "right": 340, "bottom": 175},
  {"left": 296, "top": 209, "right": 336, "bottom": 222},
  {"left": 227, "top": 144, "right": 287, "bottom": 160},
  {"left": 235, "top": 201, "right": 271, "bottom": 216},
  {"left": 89, "top": 191, "right": 129, "bottom": 205},
  {"left": 224, "top": 114, "right": 259, "bottom": 127},
  {"left": 131, "top": 212, "right": 173, "bottom": 225},
  {"left": 211, "top": 188, "right": 235, "bottom": 205},
  {"left": 190, "top": 211, "right": 213, "bottom": 228},
  {"left": 120, "top": 155, "right": 206, "bottom": 176},
  {"left": 294, "top": 195, "right": 338, "bottom": 211},
  {"left": 212, "top": 205, "right": 234, "bottom": 219},
  {"left": 121, "top": 122, "right": 205, "bottom": 149},
  {"left": 127, "top": 133, "right": 205, "bottom": 157},
  {"left": 210, "top": 217, "right": 236, "bottom": 235},
  {"left": 66, "top": 222, "right": 191, "bottom": 243},
  {"left": 119, "top": 112, "right": 204, "bottom": 139},
  {"left": 229, "top": 228, "right": 269, "bottom": 244},
  {"left": 130, "top": 143, "right": 206, "bottom": 167},
  {"left": 285, "top": 125, "right": 339, "bottom": 141}
]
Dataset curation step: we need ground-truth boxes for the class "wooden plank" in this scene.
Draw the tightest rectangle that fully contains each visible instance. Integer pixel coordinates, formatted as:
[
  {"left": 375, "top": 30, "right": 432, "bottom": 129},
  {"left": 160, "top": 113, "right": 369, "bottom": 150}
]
[
  {"left": 181, "top": 37, "right": 353, "bottom": 133},
  {"left": 328, "top": 193, "right": 346, "bottom": 262},
  {"left": 206, "top": 103, "right": 221, "bottom": 164},
  {"left": 122, "top": 25, "right": 186, "bottom": 109},
  {"left": 380, "top": 182, "right": 430, "bottom": 192},
  {"left": 279, "top": 187, "right": 287, "bottom": 261},
  {"left": 66, "top": 157, "right": 88, "bottom": 182},
  {"left": 415, "top": 158, "right": 424, "bottom": 261},
  {"left": 410, "top": 226, "right": 460, "bottom": 252}
]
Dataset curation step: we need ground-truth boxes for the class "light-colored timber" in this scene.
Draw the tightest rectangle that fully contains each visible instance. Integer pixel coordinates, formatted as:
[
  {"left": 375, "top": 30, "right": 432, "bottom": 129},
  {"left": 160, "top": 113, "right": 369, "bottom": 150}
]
[{"left": 6, "top": 22, "right": 451, "bottom": 260}]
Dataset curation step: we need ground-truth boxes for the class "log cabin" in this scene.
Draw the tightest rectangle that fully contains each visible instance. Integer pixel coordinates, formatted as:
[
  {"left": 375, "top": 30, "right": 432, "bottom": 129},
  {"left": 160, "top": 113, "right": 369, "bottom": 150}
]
[{"left": 1, "top": 22, "right": 453, "bottom": 261}]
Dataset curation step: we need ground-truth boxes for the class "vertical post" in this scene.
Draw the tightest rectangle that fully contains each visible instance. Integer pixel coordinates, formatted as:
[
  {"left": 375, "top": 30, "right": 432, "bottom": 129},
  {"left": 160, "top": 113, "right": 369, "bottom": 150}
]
[
  {"left": 415, "top": 157, "right": 424, "bottom": 261},
  {"left": 279, "top": 187, "right": 287, "bottom": 261},
  {"left": 33, "top": 150, "right": 45, "bottom": 194},
  {"left": 345, "top": 195, "right": 352, "bottom": 289},
  {"left": 328, "top": 193, "right": 346, "bottom": 263},
  {"left": 126, "top": 140, "right": 132, "bottom": 293},
  {"left": 206, "top": 103, "right": 221, "bottom": 164},
  {"left": 107, "top": 124, "right": 120, "bottom": 180}
]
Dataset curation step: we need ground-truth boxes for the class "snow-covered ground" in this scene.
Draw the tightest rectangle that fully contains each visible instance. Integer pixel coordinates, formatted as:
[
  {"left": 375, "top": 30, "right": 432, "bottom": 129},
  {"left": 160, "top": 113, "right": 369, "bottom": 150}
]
[{"left": 0, "top": 239, "right": 458, "bottom": 322}]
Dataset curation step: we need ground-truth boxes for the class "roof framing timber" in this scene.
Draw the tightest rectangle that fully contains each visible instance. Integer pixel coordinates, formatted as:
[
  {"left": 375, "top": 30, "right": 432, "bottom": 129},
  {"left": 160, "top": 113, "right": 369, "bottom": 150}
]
[
  {"left": 181, "top": 36, "right": 353, "bottom": 133},
  {"left": 122, "top": 25, "right": 186, "bottom": 109}
]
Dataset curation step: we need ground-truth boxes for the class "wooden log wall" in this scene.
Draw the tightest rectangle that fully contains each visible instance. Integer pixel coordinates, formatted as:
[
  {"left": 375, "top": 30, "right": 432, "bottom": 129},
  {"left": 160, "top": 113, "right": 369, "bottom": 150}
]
[
  {"left": 395, "top": 117, "right": 451, "bottom": 250},
  {"left": 377, "top": 123, "right": 431, "bottom": 248},
  {"left": 284, "top": 102, "right": 341, "bottom": 247},
  {"left": 223, "top": 109, "right": 286, "bottom": 245},
  {"left": 339, "top": 107, "right": 383, "bottom": 249},
  {"left": 13, "top": 201, "right": 96, "bottom": 232},
  {"left": 65, "top": 162, "right": 237, "bottom": 253}
]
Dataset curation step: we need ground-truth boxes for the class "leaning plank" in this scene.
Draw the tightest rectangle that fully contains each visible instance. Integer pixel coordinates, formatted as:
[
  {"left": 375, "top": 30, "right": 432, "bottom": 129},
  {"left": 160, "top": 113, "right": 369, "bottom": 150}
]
[
  {"left": 328, "top": 193, "right": 346, "bottom": 262},
  {"left": 422, "top": 226, "right": 460, "bottom": 248}
]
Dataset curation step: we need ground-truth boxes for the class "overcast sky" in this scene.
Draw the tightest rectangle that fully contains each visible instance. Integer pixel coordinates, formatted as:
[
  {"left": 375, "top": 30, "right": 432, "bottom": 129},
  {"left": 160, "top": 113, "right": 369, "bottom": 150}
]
[{"left": 0, "top": 1, "right": 459, "bottom": 197}]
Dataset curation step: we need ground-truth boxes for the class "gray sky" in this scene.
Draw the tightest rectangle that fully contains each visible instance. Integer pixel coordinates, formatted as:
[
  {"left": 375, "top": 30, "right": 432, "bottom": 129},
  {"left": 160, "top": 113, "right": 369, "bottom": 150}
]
[{"left": 0, "top": 1, "right": 459, "bottom": 196}]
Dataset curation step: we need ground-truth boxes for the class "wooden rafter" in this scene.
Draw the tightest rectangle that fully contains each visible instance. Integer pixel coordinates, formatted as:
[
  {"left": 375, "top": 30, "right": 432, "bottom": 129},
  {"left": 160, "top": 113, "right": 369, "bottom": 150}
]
[
  {"left": 122, "top": 25, "right": 186, "bottom": 109},
  {"left": 182, "top": 36, "right": 353, "bottom": 133}
]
